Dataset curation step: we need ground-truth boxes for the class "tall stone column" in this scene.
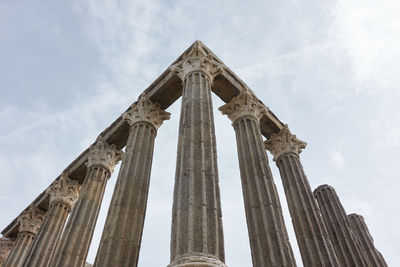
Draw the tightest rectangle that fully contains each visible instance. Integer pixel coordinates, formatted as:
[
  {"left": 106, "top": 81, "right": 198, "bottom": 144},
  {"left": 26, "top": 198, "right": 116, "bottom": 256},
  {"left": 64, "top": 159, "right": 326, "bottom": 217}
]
[
  {"left": 168, "top": 43, "right": 226, "bottom": 267},
  {"left": 3, "top": 205, "right": 45, "bottom": 267},
  {"left": 23, "top": 175, "right": 80, "bottom": 267},
  {"left": 51, "top": 138, "right": 123, "bottom": 267},
  {"left": 94, "top": 94, "right": 170, "bottom": 267},
  {"left": 348, "top": 214, "right": 388, "bottom": 267},
  {"left": 0, "top": 237, "right": 14, "bottom": 266},
  {"left": 314, "top": 185, "right": 368, "bottom": 266},
  {"left": 219, "top": 90, "right": 296, "bottom": 267},
  {"left": 265, "top": 126, "right": 340, "bottom": 266}
]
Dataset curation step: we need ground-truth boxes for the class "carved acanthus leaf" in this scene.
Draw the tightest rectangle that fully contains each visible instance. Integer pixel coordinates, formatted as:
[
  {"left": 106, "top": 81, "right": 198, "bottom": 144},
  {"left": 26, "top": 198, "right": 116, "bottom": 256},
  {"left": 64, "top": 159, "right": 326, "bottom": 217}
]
[
  {"left": 219, "top": 89, "right": 268, "bottom": 123},
  {"left": 46, "top": 174, "right": 80, "bottom": 210},
  {"left": 123, "top": 94, "right": 170, "bottom": 129},
  {"left": 87, "top": 137, "right": 124, "bottom": 173},
  {"left": 0, "top": 237, "right": 14, "bottom": 264},
  {"left": 264, "top": 125, "right": 307, "bottom": 161},
  {"left": 169, "top": 41, "right": 225, "bottom": 81},
  {"left": 17, "top": 205, "right": 45, "bottom": 235}
]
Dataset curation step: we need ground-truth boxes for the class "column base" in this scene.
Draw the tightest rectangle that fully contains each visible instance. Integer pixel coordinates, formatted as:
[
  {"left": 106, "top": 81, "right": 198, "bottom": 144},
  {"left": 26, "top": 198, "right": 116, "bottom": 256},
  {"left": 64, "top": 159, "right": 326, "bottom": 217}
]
[{"left": 168, "top": 254, "right": 227, "bottom": 267}]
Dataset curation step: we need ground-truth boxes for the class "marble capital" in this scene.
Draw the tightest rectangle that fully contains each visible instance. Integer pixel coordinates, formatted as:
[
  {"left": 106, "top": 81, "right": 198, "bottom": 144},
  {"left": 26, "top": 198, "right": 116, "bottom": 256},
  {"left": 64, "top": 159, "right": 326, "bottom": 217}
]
[
  {"left": 0, "top": 237, "right": 14, "bottom": 263},
  {"left": 46, "top": 174, "right": 80, "bottom": 210},
  {"left": 169, "top": 41, "right": 225, "bottom": 81},
  {"left": 264, "top": 125, "right": 307, "bottom": 161},
  {"left": 17, "top": 205, "right": 45, "bottom": 235},
  {"left": 168, "top": 253, "right": 227, "bottom": 267},
  {"left": 219, "top": 89, "right": 267, "bottom": 123},
  {"left": 86, "top": 137, "right": 123, "bottom": 173},
  {"left": 123, "top": 94, "right": 170, "bottom": 130}
]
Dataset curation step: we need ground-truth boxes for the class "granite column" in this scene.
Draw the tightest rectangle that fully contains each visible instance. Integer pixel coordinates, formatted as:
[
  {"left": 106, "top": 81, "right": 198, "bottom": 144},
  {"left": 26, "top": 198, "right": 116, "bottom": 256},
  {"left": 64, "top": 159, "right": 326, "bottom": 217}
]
[
  {"left": 265, "top": 126, "right": 339, "bottom": 266},
  {"left": 168, "top": 43, "right": 226, "bottom": 267},
  {"left": 348, "top": 214, "right": 388, "bottom": 267},
  {"left": 94, "top": 94, "right": 170, "bottom": 267},
  {"left": 3, "top": 206, "right": 45, "bottom": 267},
  {"left": 23, "top": 175, "right": 80, "bottom": 267},
  {"left": 219, "top": 90, "right": 296, "bottom": 267},
  {"left": 51, "top": 138, "right": 123, "bottom": 267}
]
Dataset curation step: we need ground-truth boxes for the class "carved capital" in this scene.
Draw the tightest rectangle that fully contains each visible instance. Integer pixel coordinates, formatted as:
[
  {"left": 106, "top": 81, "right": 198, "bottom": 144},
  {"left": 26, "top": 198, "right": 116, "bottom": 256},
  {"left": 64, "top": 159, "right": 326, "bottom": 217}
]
[
  {"left": 17, "top": 205, "right": 45, "bottom": 235},
  {"left": 123, "top": 94, "right": 170, "bottom": 129},
  {"left": 46, "top": 174, "right": 80, "bottom": 210},
  {"left": 219, "top": 89, "right": 268, "bottom": 123},
  {"left": 0, "top": 237, "right": 14, "bottom": 264},
  {"left": 264, "top": 125, "right": 307, "bottom": 161},
  {"left": 169, "top": 253, "right": 227, "bottom": 267},
  {"left": 87, "top": 137, "right": 124, "bottom": 173},
  {"left": 169, "top": 41, "right": 225, "bottom": 81}
]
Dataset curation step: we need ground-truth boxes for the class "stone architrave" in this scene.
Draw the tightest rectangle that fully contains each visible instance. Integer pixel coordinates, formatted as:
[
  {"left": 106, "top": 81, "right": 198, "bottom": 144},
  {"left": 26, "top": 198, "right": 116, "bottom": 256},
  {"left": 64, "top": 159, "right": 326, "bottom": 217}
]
[
  {"left": 168, "top": 42, "right": 226, "bottom": 267},
  {"left": 265, "top": 126, "right": 340, "bottom": 266},
  {"left": 51, "top": 138, "right": 123, "bottom": 267},
  {"left": 94, "top": 94, "right": 170, "bottom": 267},
  {"left": 23, "top": 175, "right": 80, "bottom": 267},
  {"left": 314, "top": 185, "right": 369, "bottom": 267},
  {"left": 348, "top": 214, "right": 388, "bottom": 267},
  {"left": 0, "top": 237, "right": 14, "bottom": 266},
  {"left": 3, "top": 205, "right": 45, "bottom": 267},
  {"left": 219, "top": 90, "right": 296, "bottom": 267}
]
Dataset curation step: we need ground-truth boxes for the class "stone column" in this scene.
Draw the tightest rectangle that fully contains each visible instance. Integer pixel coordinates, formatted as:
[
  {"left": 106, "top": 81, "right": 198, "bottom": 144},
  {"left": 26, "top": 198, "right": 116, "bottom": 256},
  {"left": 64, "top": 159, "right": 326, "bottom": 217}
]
[
  {"left": 51, "top": 138, "right": 123, "bottom": 267},
  {"left": 0, "top": 237, "right": 14, "bottom": 266},
  {"left": 168, "top": 42, "right": 226, "bottom": 267},
  {"left": 22, "top": 175, "right": 80, "bottom": 267},
  {"left": 219, "top": 90, "right": 296, "bottom": 267},
  {"left": 348, "top": 214, "right": 388, "bottom": 267},
  {"left": 3, "top": 205, "right": 45, "bottom": 267},
  {"left": 314, "top": 185, "right": 368, "bottom": 266},
  {"left": 94, "top": 94, "right": 170, "bottom": 267},
  {"left": 265, "top": 126, "right": 340, "bottom": 266}
]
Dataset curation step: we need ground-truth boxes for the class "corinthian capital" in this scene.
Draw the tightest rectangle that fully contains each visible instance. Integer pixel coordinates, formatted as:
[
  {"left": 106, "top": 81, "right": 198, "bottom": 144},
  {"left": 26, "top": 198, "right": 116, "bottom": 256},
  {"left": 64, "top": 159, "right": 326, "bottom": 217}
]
[
  {"left": 0, "top": 237, "right": 14, "bottom": 263},
  {"left": 123, "top": 94, "right": 170, "bottom": 129},
  {"left": 264, "top": 125, "right": 307, "bottom": 161},
  {"left": 169, "top": 41, "right": 225, "bottom": 81},
  {"left": 219, "top": 89, "right": 268, "bottom": 123},
  {"left": 87, "top": 137, "right": 124, "bottom": 173},
  {"left": 46, "top": 174, "right": 80, "bottom": 210},
  {"left": 17, "top": 205, "right": 45, "bottom": 235}
]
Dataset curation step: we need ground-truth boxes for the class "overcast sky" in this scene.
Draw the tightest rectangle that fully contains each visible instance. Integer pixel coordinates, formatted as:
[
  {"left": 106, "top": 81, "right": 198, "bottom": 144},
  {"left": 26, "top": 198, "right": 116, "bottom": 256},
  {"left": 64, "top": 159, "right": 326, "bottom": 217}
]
[{"left": 1, "top": 0, "right": 399, "bottom": 266}]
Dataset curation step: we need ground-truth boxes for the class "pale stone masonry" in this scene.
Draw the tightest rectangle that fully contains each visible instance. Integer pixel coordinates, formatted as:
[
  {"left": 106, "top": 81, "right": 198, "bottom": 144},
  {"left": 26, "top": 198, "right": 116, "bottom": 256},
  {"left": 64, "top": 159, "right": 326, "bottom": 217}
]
[
  {"left": 51, "top": 138, "right": 123, "bottom": 267},
  {"left": 265, "top": 125, "right": 340, "bottom": 266},
  {"left": 3, "top": 205, "right": 45, "bottom": 267},
  {"left": 0, "top": 237, "right": 14, "bottom": 266},
  {"left": 0, "top": 41, "right": 389, "bottom": 267},
  {"left": 94, "top": 94, "right": 170, "bottom": 267},
  {"left": 314, "top": 185, "right": 369, "bottom": 267},
  {"left": 23, "top": 175, "right": 80, "bottom": 267},
  {"left": 168, "top": 43, "right": 226, "bottom": 267},
  {"left": 220, "top": 90, "right": 296, "bottom": 267},
  {"left": 348, "top": 214, "right": 388, "bottom": 267}
]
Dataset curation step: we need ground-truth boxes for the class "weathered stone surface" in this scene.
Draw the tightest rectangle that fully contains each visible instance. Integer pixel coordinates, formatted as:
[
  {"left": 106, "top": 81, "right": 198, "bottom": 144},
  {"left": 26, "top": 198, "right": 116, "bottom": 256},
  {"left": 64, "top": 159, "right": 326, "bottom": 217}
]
[
  {"left": 348, "top": 214, "right": 388, "bottom": 267},
  {"left": 51, "top": 139, "right": 122, "bottom": 267},
  {"left": 314, "top": 185, "right": 369, "bottom": 267},
  {"left": 3, "top": 205, "right": 45, "bottom": 267},
  {"left": 0, "top": 237, "right": 14, "bottom": 266},
  {"left": 94, "top": 95, "right": 170, "bottom": 267},
  {"left": 220, "top": 91, "right": 296, "bottom": 267},
  {"left": 22, "top": 175, "right": 80, "bottom": 267},
  {"left": 169, "top": 43, "right": 226, "bottom": 267},
  {"left": 265, "top": 126, "right": 340, "bottom": 266}
]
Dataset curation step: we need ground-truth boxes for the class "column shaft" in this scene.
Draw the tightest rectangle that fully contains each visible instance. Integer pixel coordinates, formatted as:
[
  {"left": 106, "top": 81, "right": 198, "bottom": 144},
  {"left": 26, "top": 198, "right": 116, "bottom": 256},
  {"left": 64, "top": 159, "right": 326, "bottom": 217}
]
[
  {"left": 234, "top": 116, "right": 296, "bottom": 266},
  {"left": 314, "top": 185, "right": 368, "bottom": 266},
  {"left": 348, "top": 214, "right": 388, "bottom": 267},
  {"left": 51, "top": 167, "right": 110, "bottom": 267},
  {"left": 94, "top": 122, "right": 156, "bottom": 266},
  {"left": 170, "top": 71, "right": 225, "bottom": 267}
]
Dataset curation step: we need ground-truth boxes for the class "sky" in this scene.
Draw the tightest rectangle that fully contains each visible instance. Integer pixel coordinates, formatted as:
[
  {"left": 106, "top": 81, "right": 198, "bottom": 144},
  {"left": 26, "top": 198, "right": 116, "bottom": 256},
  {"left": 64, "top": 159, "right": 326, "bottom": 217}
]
[{"left": 0, "top": 0, "right": 399, "bottom": 266}]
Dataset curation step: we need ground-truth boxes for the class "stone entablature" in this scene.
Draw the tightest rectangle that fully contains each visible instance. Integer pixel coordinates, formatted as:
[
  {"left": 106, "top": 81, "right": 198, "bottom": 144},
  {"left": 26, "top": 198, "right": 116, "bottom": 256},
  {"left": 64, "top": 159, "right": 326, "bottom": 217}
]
[
  {"left": 264, "top": 125, "right": 307, "bottom": 161},
  {"left": 17, "top": 206, "right": 45, "bottom": 235},
  {"left": 46, "top": 174, "right": 80, "bottom": 210},
  {"left": 86, "top": 137, "right": 124, "bottom": 173},
  {"left": 122, "top": 94, "right": 170, "bottom": 130}
]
